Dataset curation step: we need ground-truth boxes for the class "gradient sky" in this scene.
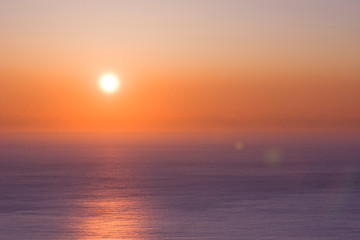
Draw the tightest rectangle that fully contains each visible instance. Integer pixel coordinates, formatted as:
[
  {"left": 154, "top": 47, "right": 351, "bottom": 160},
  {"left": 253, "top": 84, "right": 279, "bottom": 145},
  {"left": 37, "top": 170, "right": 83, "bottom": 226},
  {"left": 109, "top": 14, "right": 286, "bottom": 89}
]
[{"left": 1, "top": 0, "right": 359, "bottom": 131}]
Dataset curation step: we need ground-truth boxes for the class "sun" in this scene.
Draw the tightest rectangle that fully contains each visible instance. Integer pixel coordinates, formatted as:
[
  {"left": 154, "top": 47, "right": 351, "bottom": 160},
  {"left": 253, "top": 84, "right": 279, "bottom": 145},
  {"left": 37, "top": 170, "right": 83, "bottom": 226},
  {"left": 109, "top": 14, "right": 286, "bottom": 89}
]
[{"left": 99, "top": 73, "right": 120, "bottom": 94}]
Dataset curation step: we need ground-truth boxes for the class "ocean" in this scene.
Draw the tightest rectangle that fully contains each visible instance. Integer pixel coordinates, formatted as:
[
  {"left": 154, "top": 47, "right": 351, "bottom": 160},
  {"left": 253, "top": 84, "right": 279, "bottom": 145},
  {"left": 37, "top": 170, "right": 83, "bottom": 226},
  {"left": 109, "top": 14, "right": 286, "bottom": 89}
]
[{"left": 0, "top": 132, "right": 359, "bottom": 239}]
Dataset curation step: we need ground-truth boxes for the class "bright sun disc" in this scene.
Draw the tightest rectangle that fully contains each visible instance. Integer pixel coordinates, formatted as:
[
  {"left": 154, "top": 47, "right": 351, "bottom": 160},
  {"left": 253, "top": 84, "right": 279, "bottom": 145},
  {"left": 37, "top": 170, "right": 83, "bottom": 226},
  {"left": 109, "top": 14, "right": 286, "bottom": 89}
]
[{"left": 99, "top": 73, "right": 120, "bottom": 93}]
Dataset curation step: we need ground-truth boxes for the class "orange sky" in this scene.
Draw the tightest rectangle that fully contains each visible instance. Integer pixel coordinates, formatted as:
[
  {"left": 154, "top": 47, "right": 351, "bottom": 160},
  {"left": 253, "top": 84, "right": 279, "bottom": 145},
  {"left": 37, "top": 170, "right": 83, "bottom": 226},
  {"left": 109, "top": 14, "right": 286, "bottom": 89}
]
[{"left": 1, "top": 0, "right": 360, "bottom": 132}]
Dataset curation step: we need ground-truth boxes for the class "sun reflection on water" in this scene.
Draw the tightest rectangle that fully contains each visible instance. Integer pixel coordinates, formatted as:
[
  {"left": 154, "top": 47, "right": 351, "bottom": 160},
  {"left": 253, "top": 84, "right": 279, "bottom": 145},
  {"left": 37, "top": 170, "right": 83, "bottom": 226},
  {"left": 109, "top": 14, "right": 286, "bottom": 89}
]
[
  {"left": 76, "top": 197, "right": 146, "bottom": 239},
  {"left": 73, "top": 148, "right": 151, "bottom": 240}
]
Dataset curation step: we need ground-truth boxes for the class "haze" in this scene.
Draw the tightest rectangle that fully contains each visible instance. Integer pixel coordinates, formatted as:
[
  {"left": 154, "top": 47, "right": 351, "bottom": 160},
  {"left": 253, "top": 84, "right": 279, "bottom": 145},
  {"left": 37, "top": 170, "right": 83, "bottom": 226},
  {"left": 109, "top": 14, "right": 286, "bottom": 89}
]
[{"left": 1, "top": 0, "right": 359, "bottom": 131}]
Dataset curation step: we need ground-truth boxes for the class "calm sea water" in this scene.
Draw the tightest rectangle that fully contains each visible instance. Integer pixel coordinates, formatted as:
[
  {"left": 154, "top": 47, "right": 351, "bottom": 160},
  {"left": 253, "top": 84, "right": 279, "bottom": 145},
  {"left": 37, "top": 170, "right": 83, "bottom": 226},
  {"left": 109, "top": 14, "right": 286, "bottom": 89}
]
[{"left": 0, "top": 132, "right": 359, "bottom": 239}]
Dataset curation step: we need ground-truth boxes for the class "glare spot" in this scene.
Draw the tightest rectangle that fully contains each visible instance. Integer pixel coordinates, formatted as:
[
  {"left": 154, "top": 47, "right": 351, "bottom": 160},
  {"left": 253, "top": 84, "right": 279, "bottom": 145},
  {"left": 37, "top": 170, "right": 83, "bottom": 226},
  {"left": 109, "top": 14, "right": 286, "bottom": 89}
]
[
  {"left": 264, "top": 148, "right": 283, "bottom": 167},
  {"left": 235, "top": 142, "right": 244, "bottom": 150}
]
